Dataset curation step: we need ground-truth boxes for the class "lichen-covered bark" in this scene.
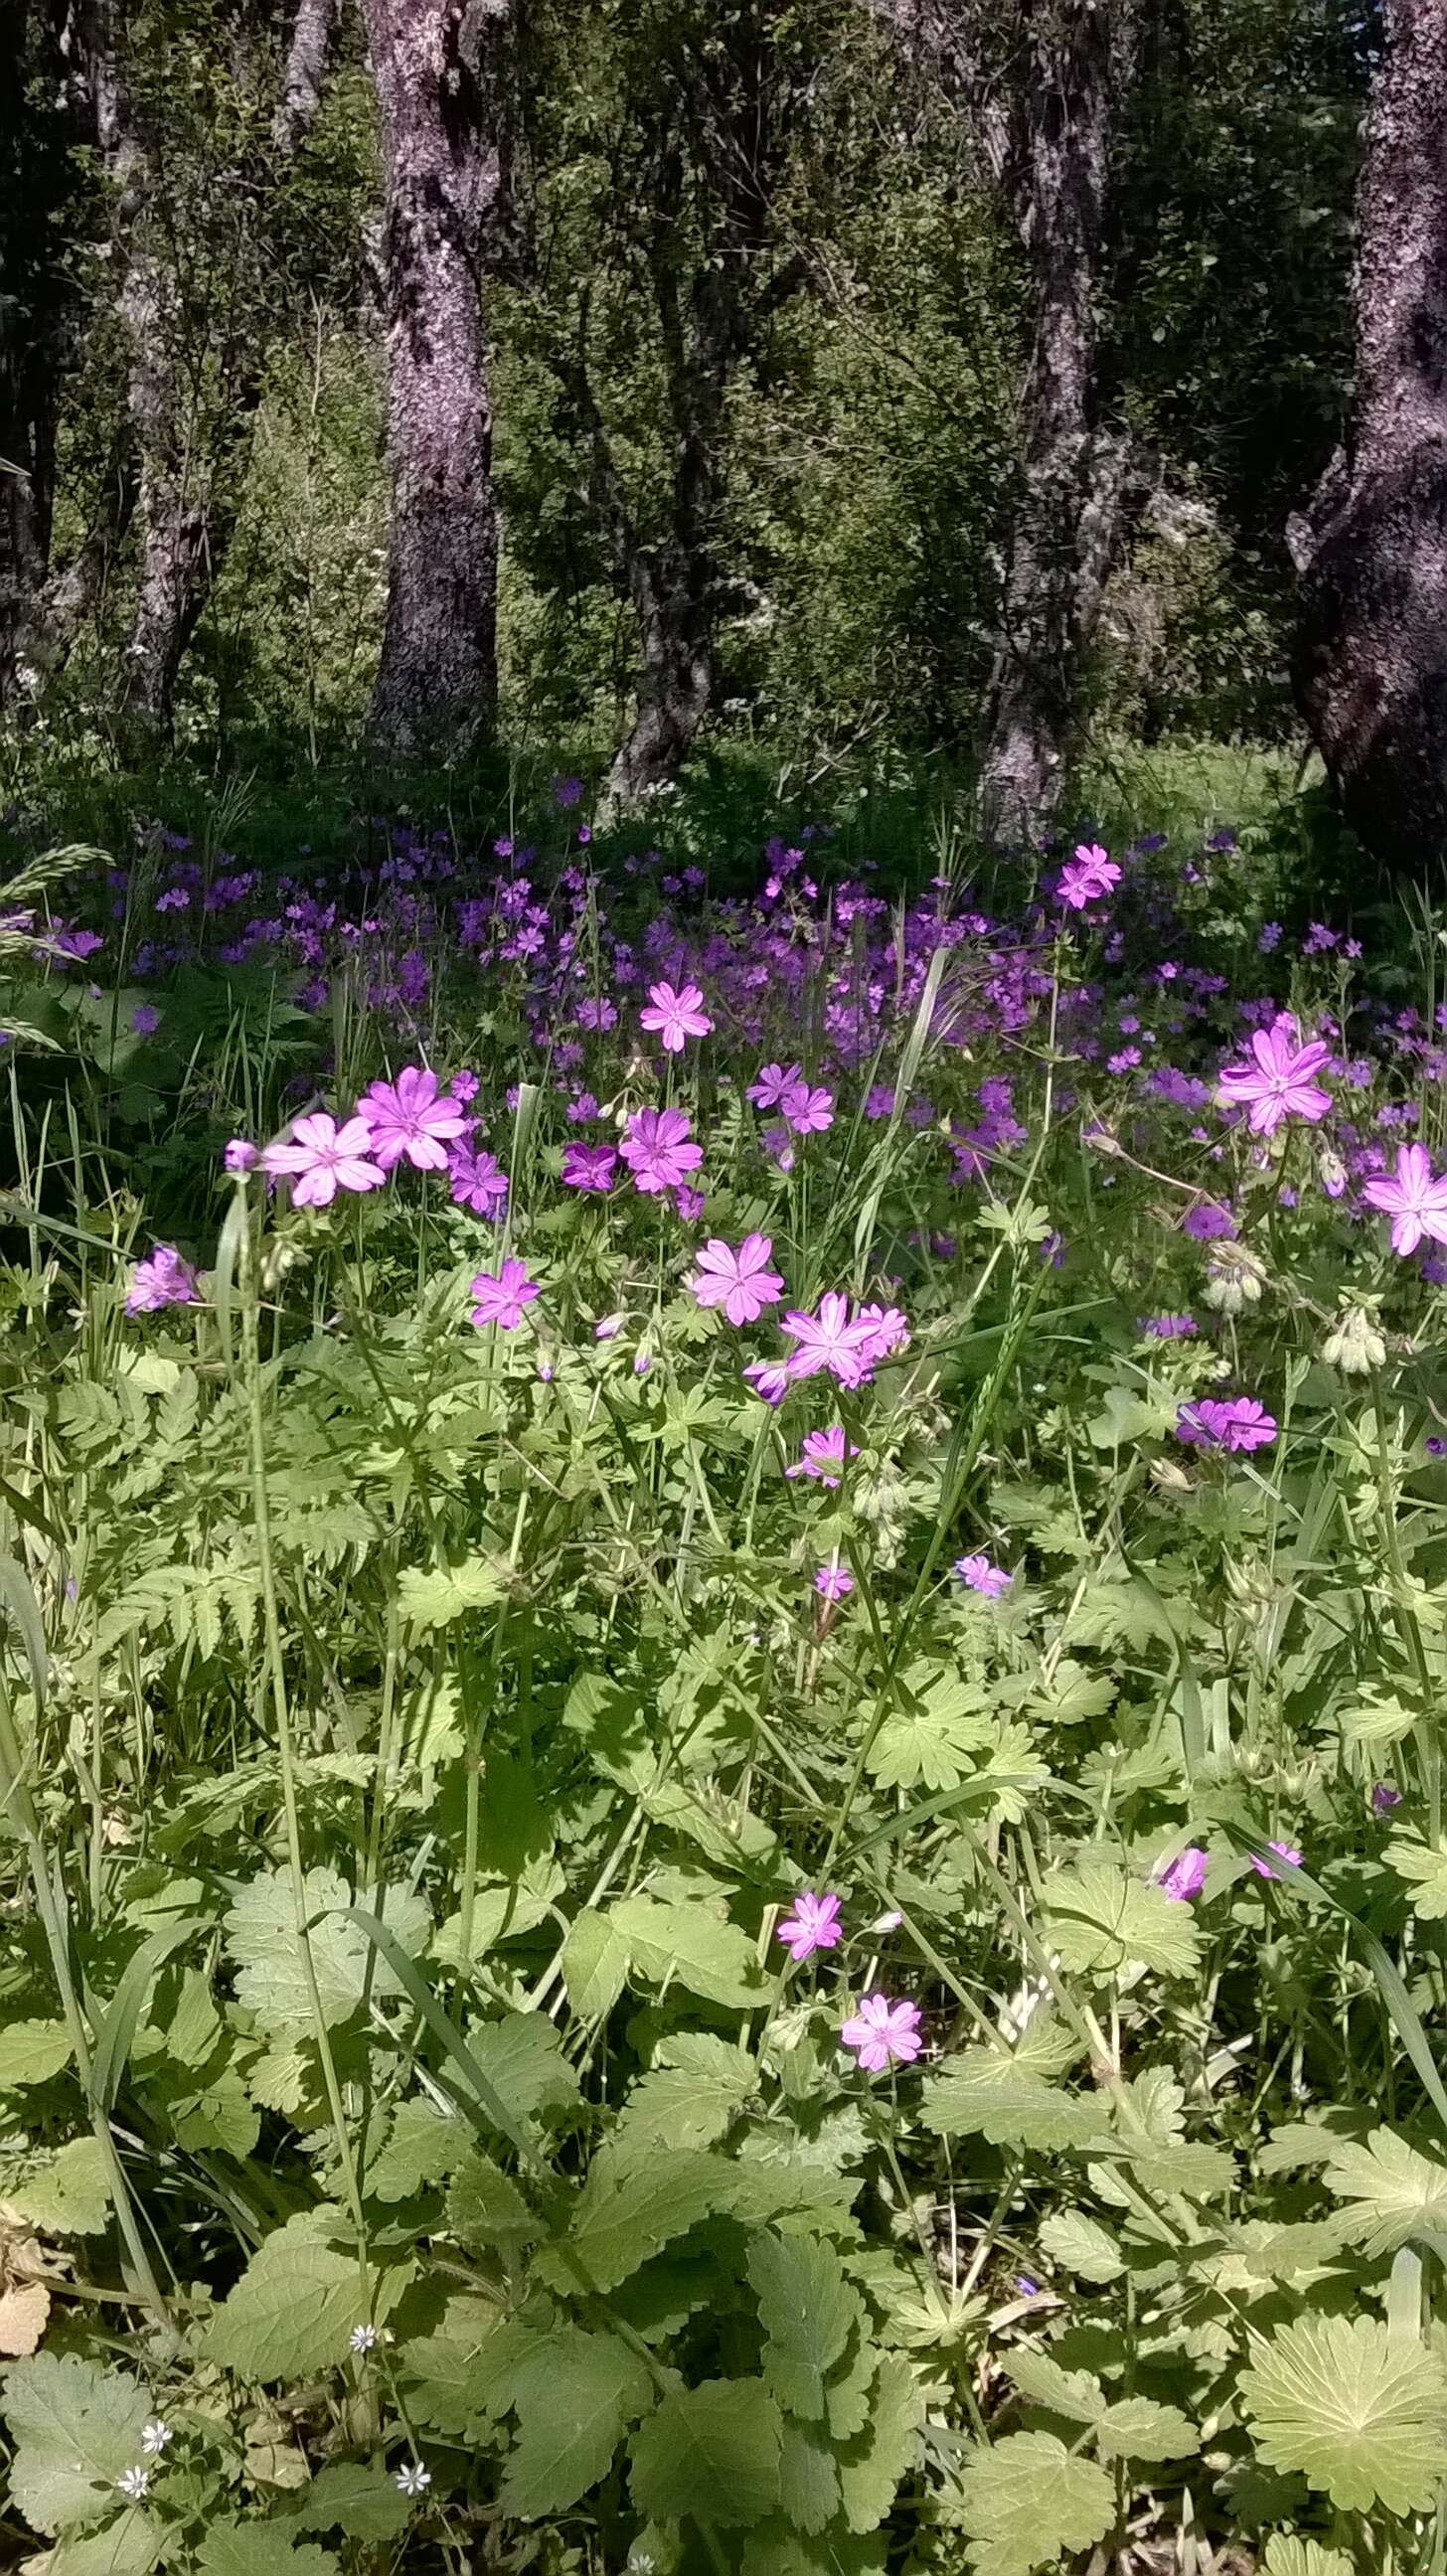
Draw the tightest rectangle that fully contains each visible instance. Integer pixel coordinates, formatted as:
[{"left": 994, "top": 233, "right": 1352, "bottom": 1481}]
[
  {"left": 363, "top": 0, "right": 516, "bottom": 756},
  {"left": 1293, "top": 0, "right": 1447, "bottom": 877}
]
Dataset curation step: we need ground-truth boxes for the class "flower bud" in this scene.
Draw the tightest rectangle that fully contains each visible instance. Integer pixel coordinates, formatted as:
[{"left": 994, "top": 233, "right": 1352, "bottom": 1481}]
[
  {"left": 1203, "top": 1238, "right": 1266, "bottom": 1314},
  {"left": 1324, "top": 1305, "right": 1385, "bottom": 1375}
]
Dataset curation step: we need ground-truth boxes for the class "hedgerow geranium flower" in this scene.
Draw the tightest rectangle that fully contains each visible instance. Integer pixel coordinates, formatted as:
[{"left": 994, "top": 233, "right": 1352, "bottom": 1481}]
[
  {"left": 126, "top": 1245, "right": 201, "bottom": 1314},
  {"left": 468, "top": 1259, "right": 540, "bottom": 1330},
  {"left": 954, "top": 1552, "right": 1011, "bottom": 1597},
  {"left": 1372, "top": 1782, "right": 1402, "bottom": 1814},
  {"left": 781, "top": 1293, "right": 877, "bottom": 1387},
  {"left": 261, "top": 1114, "right": 384, "bottom": 1208},
  {"left": 673, "top": 1184, "right": 706, "bottom": 1221},
  {"left": 640, "top": 980, "right": 713, "bottom": 1051},
  {"left": 1156, "top": 1847, "right": 1207, "bottom": 1901},
  {"left": 358, "top": 1065, "right": 468, "bottom": 1171},
  {"left": 688, "top": 1233, "right": 784, "bottom": 1325},
  {"left": 856, "top": 1303, "right": 910, "bottom": 1365},
  {"left": 747, "top": 1061, "right": 804, "bottom": 1110},
  {"left": 1250, "top": 1839, "right": 1302, "bottom": 1880},
  {"left": 840, "top": 1996, "right": 922, "bottom": 2072},
  {"left": 781, "top": 1082, "right": 835, "bottom": 1135},
  {"left": 1215, "top": 1013, "right": 1332, "bottom": 1134},
  {"left": 1057, "top": 844, "right": 1120, "bottom": 909},
  {"left": 815, "top": 1564, "right": 854, "bottom": 1600},
  {"left": 743, "top": 1358, "right": 791, "bottom": 1405},
  {"left": 223, "top": 1138, "right": 257, "bottom": 1175},
  {"left": 786, "top": 1426, "right": 858, "bottom": 1485},
  {"left": 561, "top": 1142, "right": 617, "bottom": 1193},
  {"left": 619, "top": 1106, "right": 704, "bottom": 1194},
  {"left": 446, "top": 1143, "right": 509, "bottom": 1216},
  {"left": 776, "top": 1890, "right": 843, "bottom": 1961},
  {"left": 1362, "top": 1144, "right": 1447, "bottom": 1254},
  {"left": 1176, "top": 1395, "right": 1277, "bottom": 1452},
  {"left": 1141, "top": 1313, "right": 1197, "bottom": 1339}
]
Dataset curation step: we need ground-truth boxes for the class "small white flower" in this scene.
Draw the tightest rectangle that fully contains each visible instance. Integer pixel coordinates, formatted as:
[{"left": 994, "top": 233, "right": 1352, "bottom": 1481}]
[
  {"left": 349, "top": 2325, "right": 378, "bottom": 2353},
  {"left": 140, "top": 2420, "right": 173, "bottom": 2456},
  {"left": 117, "top": 2467, "right": 150, "bottom": 2501},
  {"left": 396, "top": 2463, "right": 431, "bottom": 2497}
]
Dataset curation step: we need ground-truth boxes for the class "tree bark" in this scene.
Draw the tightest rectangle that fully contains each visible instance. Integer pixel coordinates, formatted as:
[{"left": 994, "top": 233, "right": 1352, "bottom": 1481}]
[
  {"left": 0, "top": 0, "right": 79, "bottom": 701},
  {"left": 363, "top": 0, "right": 517, "bottom": 758},
  {"left": 1293, "top": 0, "right": 1447, "bottom": 879},
  {"left": 858, "top": 0, "right": 1140, "bottom": 846}
]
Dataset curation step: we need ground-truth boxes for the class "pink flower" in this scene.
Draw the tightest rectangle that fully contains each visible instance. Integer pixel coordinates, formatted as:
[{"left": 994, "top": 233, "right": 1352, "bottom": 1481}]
[
  {"left": 640, "top": 980, "right": 713, "bottom": 1052},
  {"left": 125, "top": 1244, "right": 201, "bottom": 1315},
  {"left": 619, "top": 1106, "right": 704, "bottom": 1195},
  {"left": 357, "top": 1066, "right": 469, "bottom": 1172},
  {"left": 1215, "top": 1014, "right": 1332, "bottom": 1134},
  {"left": 223, "top": 1139, "right": 257, "bottom": 1175},
  {"left": 1057, "top": 844, "right": 1121, "bottom": 910},
  {"left": 955, "top": 1552, "right": 1012, "bottom": 1597},
  {"left": 1176, "top": 1395, "right": 1277, "bottom": 1453},
  {"left": 777, "top": 1891, "right": 843, "bottom": 1961},
  {"left": 786, "top": 1426, "right": 858, "bottom": 1486},
  {"left": 561, "top": 1142, "right": 617, "bottom": 1194},
  {"left": 1363, "top": 1144, "right": 1447, "bottom": 1255},
  {"left": 743, "top": 1359, "right": 792, "bottom": 1405},
  {"left": 747, "top": 1061, "right": 803, "bottom": 1110},
  {"left": 673, "top": 1185, "right": 706, "bottom": 1221},
  {"left": 1250, "top": 1839, "right": 1302, "bottom": 1880},
  {"left": 447, "top": 1144, "right": 510, "bottom": 1217},
  {"left": 781, "top": 1082, "right": 835, "bottom": 1136},
  {"left": 815, "top": 1564, "right": 855, "bottom": 1601},
  {"left": 689, "top": 1233, "right": 784, "bottom": 1326},
  {"left": 1156, "top": 1847, "right": 1208, "bottom": 1902},
  {"left": 856, "top": 1304, "right": 910, "bottom": 1366},
  {"left": 781, "top": 1293, "right": 877, "bottom": 1387},
  {"left": 261, "top": 1113, "right": 385, "bottom": 1208},
  {"left": 468, "top": 1258, "right": 541, "bottom": 1331},
  {"left": 840, "top": 1995, "right": 922, "bottom": 2073}
]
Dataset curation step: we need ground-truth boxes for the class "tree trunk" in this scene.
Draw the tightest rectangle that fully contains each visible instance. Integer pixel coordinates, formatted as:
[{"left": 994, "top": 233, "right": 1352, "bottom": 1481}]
[
  {"left": 0, "top": 0, "right": 75, "bottom": 702},
  {"left": 975, "top": 0, "right": 1138, "bottom": 845},
  {"left": 363, "top": 0, "right": 516, "bottom": 758},
  {"left": 1293, "top": 0, "right": 1447, "bottom": 879}
]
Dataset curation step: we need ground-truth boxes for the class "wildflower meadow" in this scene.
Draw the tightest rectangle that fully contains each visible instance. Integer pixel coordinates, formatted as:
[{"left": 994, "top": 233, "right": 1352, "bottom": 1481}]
[{"left": 5, "top": 797, "right": 1447, "bottom": 2576}]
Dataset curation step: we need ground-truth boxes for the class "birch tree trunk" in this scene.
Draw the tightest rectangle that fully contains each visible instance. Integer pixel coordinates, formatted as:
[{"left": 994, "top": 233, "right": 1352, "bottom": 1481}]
[
  {"left": 1292, "top": 0, "right": 1447, "bottom": 878},
  {"left": 363, "top": 0, "right": 517, "bottom": 757}
]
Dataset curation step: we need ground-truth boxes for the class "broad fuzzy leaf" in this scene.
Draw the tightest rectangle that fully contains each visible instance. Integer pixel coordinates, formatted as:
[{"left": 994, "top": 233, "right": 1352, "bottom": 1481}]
[
  {"left": 1036, "top": 2211, "right": 1123, "bottom": 2283},
  {"left": 630, "top": 2380, "right": 781, "bottom": 2528},
  {"left": 952, "top": 2434, "right": 1115, "bottom": 2576},
  {"left": 920, "top": 2051, "right": 1112, "bottom": 2154},
  {"left": 1040, "top": 1860, "right": 1200, "bottom": 1981},
  {"left": 7, "top": 2136, "right": 112, "bottom": 2235},
  {"left": 197, "top": 2524, "right": 340, "bottom": 2576},
  {"left": 1323, "top": 2129, "right": 1447, "bottom": 2256},
  {"left": 494, "top": 2327, "right": 653, "bottom": 2520},
  {"left": 1384, "top": 1835, "right": 1447, "bottom": 1920},
  {"left": 748, "top": 2230, "right": 856, "bottom": 2420},
  {"left": 836, "top": 2353, "right": 923, "bottom": 2532},
  {"left": 225, "top": 1868, "right": 429, "bottom": 2038},
  {"left": 206, "top": 2213, "right": 406, "bottom": 2381},
  {"left": 2, "top": 2353, "right": 152, "bottom": 2535},
  {"left": 291, "top": 2466, "right": 410, "bottom": 2541},
  {"left": 0, "top": 2019, "right": 74, "bottom": 2088},
  {"left": 1239, "top": 2315, "right": 1447, "bottom": 2512},
  {"left": 1095, "top": 2398, "right": 1198, "bottom": 2461}
]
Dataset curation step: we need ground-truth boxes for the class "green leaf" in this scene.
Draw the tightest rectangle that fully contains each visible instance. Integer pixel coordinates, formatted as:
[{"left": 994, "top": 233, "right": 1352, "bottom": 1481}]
[
  {"left": 630, "top": 2380, "right": 782, "bottom": 2529},
  {"left": 602, "top": 1894, "right": 768, "bottom": 2009},
  {"left": 952, "top": 2434, "right": 1115, "bottom": 2576},
  {"left": 468, "top": 2012, "right": 581, "bottom": 2132},
  {"left": 206, "top": 2213, "right": 406, "bottom": 2381},
  {"left": 291, "top": 2465, "right": 410, "bottom": 2541},
  {"left": 777, "top": 2424, "right": 840, "bottom": 2534},
  {"left": 616, "top": 2052, "right": 756, "bottom": 2154},
  {"left": 365, "top": 2099, "right": 469, "bottom": 2202},
  {"left": 1323, "top": 2128, "right": 1447, "bottom": 2256},
  {"left": 1007, "top": 2350, "right": 1103, "bottom": 2426},
  {"left": 867, "top": 1675, "right": 992, "bottom": 1794},
  {"left": 1040, "top": 1860, "right": 1200, "bottom": 1981},
  {"left": 197, "top": 2523, "right": 340, "bottom": 2576},
  {"left": 1262, "top": 2540, "right": 1354, "bottom": 2576},
  {"left": 445, "top": 2150, "right": 540, "bottom": 2265},
  {"left": 1239, "top": 2316, "right": 1447, "bottom": 2512},
  {"left": 9, "top": 2136, "right": 112, "bottom": 2235},
  {"left": 920, "top": 2051, "right": 1112, "bottom": 2154},
  {"left": 562, "top": 1911, "right": 629, "bottom": 2019},
  {"left": 537, "top": 2146, "right": 727, "bottom": 2293},
  {"left": 52, "top": 2510, "right": 164, "bottom": 2576},
  {"left": 225, "top": 1869, "right": 429, "bottom": 2038},
  {"left": 1384, "top": 1834, "right": 1447, "bottom": 1920},
  {"left": 836, "top": 2354, "right": 923, "bottom": 2532},
  {"left": 1036, "top": 2211, "right": 1123, "bottom": 2283},
  {"left": 397, "top": 1556, "right": 504, "bottom": 1633},
  {"left": 748, "top": 2231, "right": 856, "bottom": 2420},
  {"left": 2, "top": 2354, "right": 152, "bottom": 2535},
  {"left": 495, "top": 2327, "right": 653, "bottom": 2519},
  {"left": 1095, "top": 2399, "right": 1197, "bottom": 2462},
  {"left": 401, "top": 2298, "right": 502, "bottom": 2437},
  {"left": 0, "top": 2018, "right": 74, "bottom": 2088}
]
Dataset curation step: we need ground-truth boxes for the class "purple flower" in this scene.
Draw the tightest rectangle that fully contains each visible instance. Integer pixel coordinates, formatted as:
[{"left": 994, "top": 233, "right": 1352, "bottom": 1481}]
[
  {"left": 689, "top": 1233, "right": 785, "bottom": 1326},
  {"left": 224, "top": 1138, "right": 258, "bottom": 1176},
  {"left": 1363, "top": 1144, "right": 1447, "bottom": 1255},
  {"left": 1057, "top": 843, "right": 1121, "bottom": 910},
  {"left": 786, "top": 1426, "right": 858, "bottom": 1487},
  {"left": 447, "top": 1144, "right": 510, "bottom": 1217},
  {"left": 743, "top": 1359, "right": 792, "bottom": 1405},
  {"left": 357, "top": 1066, "right": 468, "bottom": 1173},
  {"left": 468, "top": 1258, "right": 541, "bottom": 1331},
  {"left": 1175, "top": 1395, "right": 1277, "bottom": 1453},
  {"left": 776, "top": 1890, "right": 843, "bottom": 1962},
  {"left": 450, "top": 1068, "right": 480, "bottom": 1104},
  {"left": 1216, "top": 1014, "right": 1332, "bottom": 1135},
  {"left": 748, "top": 1061, "right": 804, "bottom": 1111},
  {"left": 131, "top": 1003, "right": 160, "bottom": 1036},
  {"left": 561, "top": 1142, "right": 617, "bottom": 1194},
  {"left": 781, "top": 1293, "right": 877, "bottom": 1387},
  {"left": 1182, "top": 1202, "right": 1236, "bottom": 1240},
  {"left": 856, "top": 1304, "right": 910, "bottom": 1366},
  {"left": 815, "top": 1565, "right": 855, "bottom": 1601},
  {"left": 640, "top": 980, "right": 713, "bottom": 1052},
  {"left": 619, "top": 1106, "right": 704, "bottom": 1195},
  {"left": 1156, "top": 1847, "right": 1208, "bottom": 1902},
  {"left": 1428, "top": 1436, "right": 1447, "bottom": 1457},
  {"left": 1141, "top": 1313, "right": 1198, "bottom": 1340},
  {"left": 673, "top": 1184, "right": 706, "bottom": 1222},
  {"left": 840, "top": 1995, "right": 922, "bottom": 2072},
  {"left": 552, "top": 773, "right": 583, "bottom": 808},
  {"left": 955, "top": 1553, "right": 1011, "bottom": 1597},
  {"left": 1250, "top": 1839, "right": 1302, "bottom": 1881},
  {"left": 126, "top": 1244, "right": 201, "bottom": 1315},
  {"left": 781, "top": 1082, "right": 835, "bottom": 1136},
  {"left": 261, "top": 1113, "right": 385, "bottom": 1208},
  {"left": 1372, "top": 1782, "right": 1402, "bottom": 1815}
]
